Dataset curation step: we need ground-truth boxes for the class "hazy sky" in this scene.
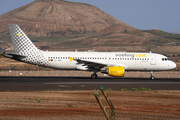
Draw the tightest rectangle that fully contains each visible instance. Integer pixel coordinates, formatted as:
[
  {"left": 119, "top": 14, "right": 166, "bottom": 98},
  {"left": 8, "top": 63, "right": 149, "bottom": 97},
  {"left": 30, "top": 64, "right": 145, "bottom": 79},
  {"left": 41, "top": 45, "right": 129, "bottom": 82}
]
[{"left": 0, "top": 0, "right": 179, "bottom": 33}]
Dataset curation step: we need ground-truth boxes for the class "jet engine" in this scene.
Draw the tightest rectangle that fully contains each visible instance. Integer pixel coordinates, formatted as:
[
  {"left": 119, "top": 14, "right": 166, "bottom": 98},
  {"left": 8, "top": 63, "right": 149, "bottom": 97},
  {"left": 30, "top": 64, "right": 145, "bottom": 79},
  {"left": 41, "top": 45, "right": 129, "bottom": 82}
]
[{"left": 101, "top": 66, "right": 125, "bottom": 77}]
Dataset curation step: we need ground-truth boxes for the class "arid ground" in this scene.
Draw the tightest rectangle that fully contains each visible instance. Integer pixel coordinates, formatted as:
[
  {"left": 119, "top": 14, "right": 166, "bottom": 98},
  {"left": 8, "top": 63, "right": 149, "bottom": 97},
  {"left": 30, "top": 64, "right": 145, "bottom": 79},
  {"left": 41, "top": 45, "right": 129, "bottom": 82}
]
[{"left": 0, "top": 90, "right": 180, "bottom": 118}]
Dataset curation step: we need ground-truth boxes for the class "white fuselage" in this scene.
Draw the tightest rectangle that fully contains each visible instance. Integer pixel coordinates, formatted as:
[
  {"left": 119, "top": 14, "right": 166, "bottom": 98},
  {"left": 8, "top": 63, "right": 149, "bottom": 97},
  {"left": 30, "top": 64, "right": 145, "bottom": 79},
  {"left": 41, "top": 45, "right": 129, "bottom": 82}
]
[
  {"left": 7, "top": 24, "right": 177, "bottom": 79},
  {"left": 42, "top": 51, "right": 176, "bottom": 71}
]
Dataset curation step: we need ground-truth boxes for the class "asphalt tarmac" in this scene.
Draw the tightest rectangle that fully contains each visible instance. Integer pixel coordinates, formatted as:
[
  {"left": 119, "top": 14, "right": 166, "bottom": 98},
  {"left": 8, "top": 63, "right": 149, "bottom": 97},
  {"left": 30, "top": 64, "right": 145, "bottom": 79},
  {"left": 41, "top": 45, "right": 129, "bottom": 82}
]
[{"left": 0, "top": 77, "right": 180, "bottom": 91}]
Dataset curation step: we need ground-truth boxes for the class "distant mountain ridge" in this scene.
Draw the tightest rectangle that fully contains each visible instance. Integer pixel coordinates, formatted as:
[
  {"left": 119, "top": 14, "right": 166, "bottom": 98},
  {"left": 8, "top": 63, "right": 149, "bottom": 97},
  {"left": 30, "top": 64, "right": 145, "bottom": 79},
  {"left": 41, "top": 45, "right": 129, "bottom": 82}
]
[
  {"left": 0, "top": 0, "right": 180, "bottom": 55},
  {"left": 0, "top": 0, "right": 136, "bottom": 37}
]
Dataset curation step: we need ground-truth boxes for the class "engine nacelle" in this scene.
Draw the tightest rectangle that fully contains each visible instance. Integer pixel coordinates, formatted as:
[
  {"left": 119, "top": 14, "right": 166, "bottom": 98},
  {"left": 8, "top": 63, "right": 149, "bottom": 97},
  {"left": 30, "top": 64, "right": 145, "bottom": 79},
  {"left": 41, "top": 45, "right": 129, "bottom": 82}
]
[{"left": 101, "top": 66, "right": 125, "bottom": 77}]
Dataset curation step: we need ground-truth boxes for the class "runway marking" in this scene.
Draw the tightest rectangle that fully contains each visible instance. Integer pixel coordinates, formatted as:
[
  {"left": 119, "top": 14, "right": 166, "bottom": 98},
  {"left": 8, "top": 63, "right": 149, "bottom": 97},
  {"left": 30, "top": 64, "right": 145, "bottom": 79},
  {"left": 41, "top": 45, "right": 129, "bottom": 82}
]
[
  {"left": 44, "top": 82, "right": 180, "bottom": 85},
  {"left": 58, "top": 85, "right": 71, "bottom": 88}
]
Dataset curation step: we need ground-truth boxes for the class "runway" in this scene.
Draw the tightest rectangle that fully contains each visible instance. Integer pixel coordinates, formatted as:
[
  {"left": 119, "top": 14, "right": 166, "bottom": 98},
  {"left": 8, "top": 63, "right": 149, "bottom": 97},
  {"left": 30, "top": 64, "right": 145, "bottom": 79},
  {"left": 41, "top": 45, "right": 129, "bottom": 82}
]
[{"left": 0, "top": 77, "right": 180, "bottom": 91}]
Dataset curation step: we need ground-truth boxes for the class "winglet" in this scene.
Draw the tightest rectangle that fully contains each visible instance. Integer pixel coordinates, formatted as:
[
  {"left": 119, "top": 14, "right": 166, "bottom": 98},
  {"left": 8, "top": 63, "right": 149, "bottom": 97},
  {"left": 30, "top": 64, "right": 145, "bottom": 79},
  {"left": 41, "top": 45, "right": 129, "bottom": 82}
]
[{"left": 68, "top": 57, "right": 74, "bottom": 62}]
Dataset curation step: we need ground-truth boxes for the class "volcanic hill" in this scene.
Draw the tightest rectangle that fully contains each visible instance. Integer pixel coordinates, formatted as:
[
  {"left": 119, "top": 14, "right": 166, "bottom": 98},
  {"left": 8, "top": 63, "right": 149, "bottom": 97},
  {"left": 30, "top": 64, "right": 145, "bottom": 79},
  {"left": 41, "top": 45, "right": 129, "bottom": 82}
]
[
  {"left": 0, "top": 0, "right": 180, "bottom": 54},
  {"left": 0, "top": 0, "right": 136, "bottom": 37}
]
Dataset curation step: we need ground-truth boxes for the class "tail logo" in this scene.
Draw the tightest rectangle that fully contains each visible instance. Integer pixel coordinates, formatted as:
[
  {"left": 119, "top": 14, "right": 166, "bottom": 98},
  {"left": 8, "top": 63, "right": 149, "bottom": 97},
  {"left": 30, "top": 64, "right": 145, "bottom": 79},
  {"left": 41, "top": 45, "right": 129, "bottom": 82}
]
[
  {"left": 68, "top": 57, "right": 74, "bottom": 62},
  {"left": 18, "top": 33, "right": 21, "bottom": 36}
]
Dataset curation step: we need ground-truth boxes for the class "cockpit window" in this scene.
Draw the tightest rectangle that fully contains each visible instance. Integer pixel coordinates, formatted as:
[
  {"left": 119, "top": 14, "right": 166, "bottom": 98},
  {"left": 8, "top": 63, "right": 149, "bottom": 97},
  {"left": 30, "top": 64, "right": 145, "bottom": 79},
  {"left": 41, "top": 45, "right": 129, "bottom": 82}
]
[{"left": 162, "top": 58, "right": 169, "bottom": 61}]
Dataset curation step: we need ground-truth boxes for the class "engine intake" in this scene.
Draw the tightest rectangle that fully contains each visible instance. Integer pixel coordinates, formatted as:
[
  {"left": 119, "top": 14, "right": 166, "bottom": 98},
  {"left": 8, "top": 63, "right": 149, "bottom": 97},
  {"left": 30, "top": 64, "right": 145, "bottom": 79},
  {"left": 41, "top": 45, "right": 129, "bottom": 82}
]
[{"left": 101, "top": 66, "right": 125, "bottom": 77}]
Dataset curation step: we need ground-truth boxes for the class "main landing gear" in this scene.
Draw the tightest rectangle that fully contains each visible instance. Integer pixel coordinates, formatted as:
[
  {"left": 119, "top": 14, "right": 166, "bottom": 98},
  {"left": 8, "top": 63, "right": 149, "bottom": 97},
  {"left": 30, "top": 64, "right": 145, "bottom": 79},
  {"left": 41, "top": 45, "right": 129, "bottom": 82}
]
[
  {"left": 91, "top": 73, "right": 98, "bottom": 79},
  {"left": 150, "top": 71, "right": 155, "bottom": 80}
]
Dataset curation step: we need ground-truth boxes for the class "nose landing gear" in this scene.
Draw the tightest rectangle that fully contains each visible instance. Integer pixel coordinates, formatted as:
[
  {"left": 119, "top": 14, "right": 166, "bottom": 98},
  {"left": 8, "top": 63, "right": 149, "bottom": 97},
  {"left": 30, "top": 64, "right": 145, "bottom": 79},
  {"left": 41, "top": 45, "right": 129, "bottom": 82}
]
[{"left": 150, "top": 71, "right": 155, "bottom": 80}]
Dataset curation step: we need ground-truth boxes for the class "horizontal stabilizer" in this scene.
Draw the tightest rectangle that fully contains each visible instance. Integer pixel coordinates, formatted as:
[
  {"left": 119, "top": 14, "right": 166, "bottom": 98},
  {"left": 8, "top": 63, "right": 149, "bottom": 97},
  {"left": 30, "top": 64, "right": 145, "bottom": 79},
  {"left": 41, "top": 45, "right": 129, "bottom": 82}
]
[{"left": 4, "top": 52, "right": 27, "bottom": 60}]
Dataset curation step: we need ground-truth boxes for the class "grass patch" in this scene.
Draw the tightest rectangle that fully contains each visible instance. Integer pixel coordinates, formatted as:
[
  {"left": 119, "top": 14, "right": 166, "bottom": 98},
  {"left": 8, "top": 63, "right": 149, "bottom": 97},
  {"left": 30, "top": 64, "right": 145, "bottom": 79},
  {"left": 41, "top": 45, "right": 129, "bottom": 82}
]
[
  {"left": 143, "top": 30, "right": 180, "bottom": 40},
  {"left": 131, "top": 88, "right": 138, "bottom": 91},
  {"left": 36, "top": 99, "right": 42, "bottom": 103},
  {"left": 0, "top": 52, "right": 5, "bottom": 57},
  {"left": 121, "top": 88, "right": 127, "bottom": 91},
  {"left": 68, "top": 104, "right": 73, "bottom": 107},
  {"left": 139, "top": 87, "right": 151, "bottom": 91},
  {"left": 0, "top": 35, "right": 11, "bottom": 42},
  {"left": 55, "top": 89, "right": 60, "bottom": 91},
  {"left": 120, "top": 88, "right": 152, "bottom": 91},
  {"left": 43, "top": 89, "right": 61, "bottom": 91},
  {"left": 30, "top": 36, "right": 69, "bottom": 42},
  {"left": 106, "top": 88, "right": 112, "bottom": 91}
]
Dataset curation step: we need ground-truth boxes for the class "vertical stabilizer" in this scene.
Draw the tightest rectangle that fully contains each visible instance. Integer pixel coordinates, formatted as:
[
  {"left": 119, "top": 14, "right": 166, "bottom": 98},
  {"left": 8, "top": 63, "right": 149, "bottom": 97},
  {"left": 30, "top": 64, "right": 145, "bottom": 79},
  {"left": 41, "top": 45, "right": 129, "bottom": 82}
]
[
  {"left": 8, "top": 24, "right": 50, "bottom": 67},
  {"left": 8, "top": 24, "right": 39, "bottom": 55}
]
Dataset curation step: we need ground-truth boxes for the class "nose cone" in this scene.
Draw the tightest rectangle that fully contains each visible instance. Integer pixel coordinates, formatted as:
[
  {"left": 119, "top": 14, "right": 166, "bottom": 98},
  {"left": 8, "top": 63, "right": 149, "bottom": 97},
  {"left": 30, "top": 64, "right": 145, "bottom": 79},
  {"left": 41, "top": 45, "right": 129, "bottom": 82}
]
[{"left": 171, "top": 62, "right": 177, "bottom": 69}]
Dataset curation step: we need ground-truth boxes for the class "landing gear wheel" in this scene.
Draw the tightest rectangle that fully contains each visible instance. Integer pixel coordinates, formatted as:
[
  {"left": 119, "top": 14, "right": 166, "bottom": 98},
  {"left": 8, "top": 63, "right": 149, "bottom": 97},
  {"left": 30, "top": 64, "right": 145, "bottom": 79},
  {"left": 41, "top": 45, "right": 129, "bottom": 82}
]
[
  {"left": 150, "top": 76, "right": 155, "bottom": 80},
  {"left": 150, "top": 71, "right": 155, "bottom": 80},
  {"left": 91, "top": 74, "right": 98, "bottom": 79}
]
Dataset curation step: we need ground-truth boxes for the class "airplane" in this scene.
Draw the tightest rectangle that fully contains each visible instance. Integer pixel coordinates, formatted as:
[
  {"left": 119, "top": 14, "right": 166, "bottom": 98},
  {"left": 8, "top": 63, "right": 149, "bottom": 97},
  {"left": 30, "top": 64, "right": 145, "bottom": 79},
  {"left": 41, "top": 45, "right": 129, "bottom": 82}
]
[{"left": 5, "top": 24, "right": 176, "bottom": 79}]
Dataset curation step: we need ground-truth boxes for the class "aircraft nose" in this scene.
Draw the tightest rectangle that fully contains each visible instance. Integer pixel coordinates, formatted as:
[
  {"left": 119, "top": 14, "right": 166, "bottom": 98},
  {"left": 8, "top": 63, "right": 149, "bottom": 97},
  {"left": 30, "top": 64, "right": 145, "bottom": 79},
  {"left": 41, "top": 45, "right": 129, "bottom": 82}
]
[{"left": 171, "top": 62, "right": 177, "bottom": 69}]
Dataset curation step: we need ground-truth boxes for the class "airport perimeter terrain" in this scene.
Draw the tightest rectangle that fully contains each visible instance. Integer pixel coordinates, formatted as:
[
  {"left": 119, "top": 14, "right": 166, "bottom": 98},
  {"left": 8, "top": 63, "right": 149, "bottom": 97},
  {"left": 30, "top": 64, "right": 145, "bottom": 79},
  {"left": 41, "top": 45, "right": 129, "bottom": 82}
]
[
  {"left": 0, "top": 89, "right": 180, "bottom": 119},
  {"left": 0, "top": 76, "right": 180, "bottom": 119},
  {"left": 0, "top": 58, "right": 180, "bottom": 119}
]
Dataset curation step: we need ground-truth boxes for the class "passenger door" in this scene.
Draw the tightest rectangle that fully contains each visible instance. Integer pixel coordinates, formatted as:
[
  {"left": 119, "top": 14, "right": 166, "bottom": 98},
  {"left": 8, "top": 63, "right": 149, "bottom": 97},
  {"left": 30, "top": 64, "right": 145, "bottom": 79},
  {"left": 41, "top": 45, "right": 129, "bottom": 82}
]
[{"left": 151, "top": 55, "right": 156, "bottom": 65}]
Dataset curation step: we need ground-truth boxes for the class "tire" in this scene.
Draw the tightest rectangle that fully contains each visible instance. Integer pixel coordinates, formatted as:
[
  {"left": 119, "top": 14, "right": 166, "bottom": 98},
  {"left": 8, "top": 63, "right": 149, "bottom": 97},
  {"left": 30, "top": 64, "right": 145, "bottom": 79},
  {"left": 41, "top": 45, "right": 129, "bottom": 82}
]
[
  {"left": 150, "top": 76, "right": 155, "bottom": 80},
  {"left": 91, "top": 74, "right": 97, "bottom": 79}
]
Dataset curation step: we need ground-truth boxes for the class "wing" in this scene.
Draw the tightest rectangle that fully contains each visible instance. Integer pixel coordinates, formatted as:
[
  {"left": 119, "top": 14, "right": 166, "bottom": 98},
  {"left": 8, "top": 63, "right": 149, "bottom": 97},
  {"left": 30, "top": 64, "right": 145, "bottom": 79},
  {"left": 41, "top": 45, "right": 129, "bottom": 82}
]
[{"left": 68, "top": 57, "right": 107, "bottom": 71}]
